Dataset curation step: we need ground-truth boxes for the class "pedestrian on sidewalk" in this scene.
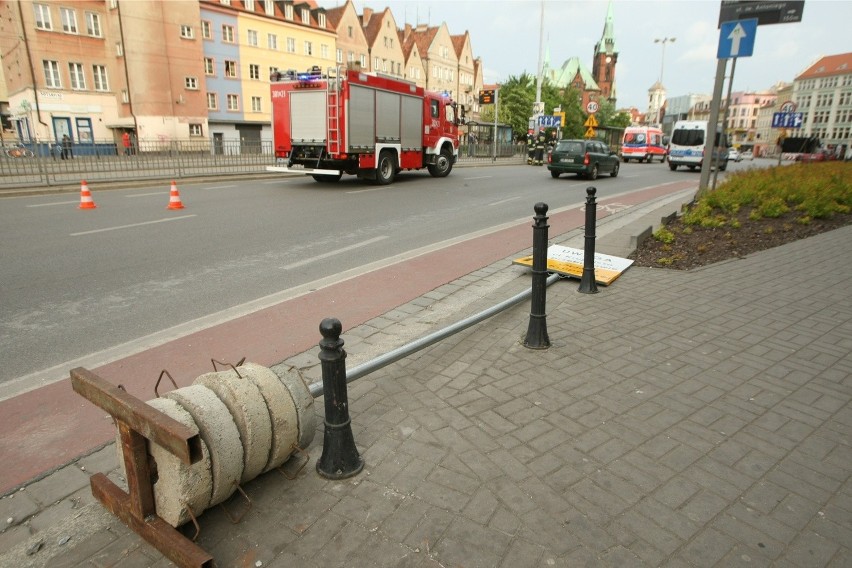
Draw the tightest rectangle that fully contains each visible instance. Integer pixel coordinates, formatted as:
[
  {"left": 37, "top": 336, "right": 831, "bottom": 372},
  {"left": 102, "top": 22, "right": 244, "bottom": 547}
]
[
  {"left": 122, "top": 131, "right": 132, "bottom": 156},
  {"left": 61, "top": 134, "right": 72, "bottom": 160}
]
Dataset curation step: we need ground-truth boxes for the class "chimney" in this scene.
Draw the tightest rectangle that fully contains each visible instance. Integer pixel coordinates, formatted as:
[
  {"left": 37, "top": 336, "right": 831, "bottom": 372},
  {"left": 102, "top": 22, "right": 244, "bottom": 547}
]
[{"left": 362, "top": 8, "right": 373, "bottom": 25}]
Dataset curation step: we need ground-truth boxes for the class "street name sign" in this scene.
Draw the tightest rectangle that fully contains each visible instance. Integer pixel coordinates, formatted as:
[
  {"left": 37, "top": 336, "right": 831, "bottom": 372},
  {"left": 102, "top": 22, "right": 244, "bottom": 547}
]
[{"left": 719, "top": 0, "right": 805, "bottom": 27}]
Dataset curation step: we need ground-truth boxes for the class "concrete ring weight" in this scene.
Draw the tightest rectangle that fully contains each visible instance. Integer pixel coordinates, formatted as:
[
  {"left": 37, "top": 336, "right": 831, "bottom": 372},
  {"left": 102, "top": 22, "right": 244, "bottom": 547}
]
[
  {"left": 239, "top": 363, "right": 300, "bottom": 473},
  {"left": 193, "top": 370, "right": 273, "bottom": 484},
  {"left": 164, "top": 385, "right": 244, "bottom": 507}
]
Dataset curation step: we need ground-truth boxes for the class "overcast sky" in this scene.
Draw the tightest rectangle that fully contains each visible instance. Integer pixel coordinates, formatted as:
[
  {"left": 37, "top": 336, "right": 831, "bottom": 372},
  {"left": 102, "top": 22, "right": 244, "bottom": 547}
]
[{"left": 323, "top": 0, "right": 851, "bottom": 111}]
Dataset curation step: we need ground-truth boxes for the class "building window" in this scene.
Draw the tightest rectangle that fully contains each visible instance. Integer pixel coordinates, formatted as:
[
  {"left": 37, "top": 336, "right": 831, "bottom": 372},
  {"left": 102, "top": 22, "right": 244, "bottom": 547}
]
[
  {"left": 180, "top": 25, "right": 193, "bottom": 39},
  {"left": 224, "top": 60, "right": 237, "bottom": 78},
  {"left": 60, "top": 7, "right": 78, "bottom": 33},
  {"left": 301, "top": 8, "right": 310, "bottom": 23},
  {"left": 360, "top": 55, "right": 366, "bottom": 67},
  {"left": 247, "top": 29, "right": 258, "bottom": 46},
  {"left": 269, "top": 66, "right": 279, "bottom": 79},
  {"left": 222, "top": 25, "right": 234, "bottom": 43},
  {"left": 43, "top": 60, "right": 61, "bottom": 88},
  {"left": 69, "top": 62, "right": 86, "bottom": 90},
  {"left": 284, "top": 4, "right": 293, "bottom": 19},
  {"left": 287, "top": 37, "right": 295, "bottom": 53},
  {"left": 207, "top": 92, "right": 218, "bottom": 110},
  {"left": 249, "top": 64, "right": 260, "bottom": 79},
  {"left": 348, "top": 26, "right": 353, "bottom": 38},
  {"left": 34, "top": 3, "right": 52, "bottom": 30},
  {"left": 321, "top": 44, "right": 329, "bottom": 59},
  {"left": 204, "top": 58, "right": 215, "bottom": 75},
  {"left": 304, "top": 41, "right": 312, "bottom": 55},
  {"left": 121, "top": 89, "right": 129, "bottom": 103},
  {"left": 227, "top": 94, "right": 239, "bottom": 111},
  {"left": 189, "top": 124, "right": 203, "bottom": 137},
  {"left": 318, "top": 13, "right": 326, "bottom": 27},
  {"left": 244, "top": 0, "right": 254, "bottom": 10},
  {"left": 86, "top": 12, "right": 102, "bottom": 37},
  {"left": 264, "top": 0, "right": 273, "bottom": 15},
  {"left": 201, "top": 21, "right": 211, "bottom": 39},
  {"left": 92, "top": 65, "right": 108, "bottom": 91},
  {"left": 185, "top": 76, "right": 198, "bottom": 90},
  {"left": 115, "top": 42, "right": 123, "bottom": 56},
  {"left": 268, "top": 33, "right": 277, "bottom": 50},
  {"left": 251, "top": 96, "right": 262, "bottom": 112}
]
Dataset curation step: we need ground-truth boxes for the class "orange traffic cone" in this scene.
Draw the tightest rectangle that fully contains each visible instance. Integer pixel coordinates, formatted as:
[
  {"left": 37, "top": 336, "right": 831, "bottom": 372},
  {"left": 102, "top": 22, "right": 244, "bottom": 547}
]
[
  {"left": 166, "top": 180, "right": 185, "bottom": 210},
  {"left": 78, "top": 180, "right": 97, "bottom": 209}
]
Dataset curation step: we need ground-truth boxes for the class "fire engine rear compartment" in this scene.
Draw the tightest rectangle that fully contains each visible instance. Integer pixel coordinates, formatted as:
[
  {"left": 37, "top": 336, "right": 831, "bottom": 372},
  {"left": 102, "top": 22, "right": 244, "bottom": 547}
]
[{"left": 287, "top": 84, "right": 424, "bottom": 165}]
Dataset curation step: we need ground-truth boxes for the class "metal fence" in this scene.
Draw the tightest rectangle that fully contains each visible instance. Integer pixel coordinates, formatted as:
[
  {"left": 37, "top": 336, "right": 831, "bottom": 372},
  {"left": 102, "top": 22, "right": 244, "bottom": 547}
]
[{"left": 1, "top": 139, "right": 528, "bottom": 190}]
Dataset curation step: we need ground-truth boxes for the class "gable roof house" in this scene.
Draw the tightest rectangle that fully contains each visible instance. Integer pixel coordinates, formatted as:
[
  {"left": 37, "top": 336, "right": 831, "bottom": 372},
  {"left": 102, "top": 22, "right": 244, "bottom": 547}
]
[
  {"left": 324, "top": 0, "right": 369, "bottom": 71},
  {"left": 359, "top": 7, "right": 405, "bottom": 78}
]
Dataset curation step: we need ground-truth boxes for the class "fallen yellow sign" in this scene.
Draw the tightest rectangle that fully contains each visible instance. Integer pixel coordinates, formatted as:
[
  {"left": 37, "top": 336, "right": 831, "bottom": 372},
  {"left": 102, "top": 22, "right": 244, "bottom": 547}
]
[{"left": 513, "top": 244, "right": 634, "bottom": 286}]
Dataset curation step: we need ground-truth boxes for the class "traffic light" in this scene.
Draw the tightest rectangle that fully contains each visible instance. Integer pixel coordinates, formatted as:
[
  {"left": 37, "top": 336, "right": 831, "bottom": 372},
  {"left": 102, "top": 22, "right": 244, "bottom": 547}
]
[{"left": 479, "top": 89, "right": 495, "bottom": 104}]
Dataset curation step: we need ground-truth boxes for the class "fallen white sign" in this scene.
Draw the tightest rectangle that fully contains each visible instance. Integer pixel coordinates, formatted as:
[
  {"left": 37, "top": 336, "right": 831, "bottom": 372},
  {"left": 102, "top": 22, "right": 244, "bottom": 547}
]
[{"left": 513, "top": 244, "right": 634, "bottom": 286}]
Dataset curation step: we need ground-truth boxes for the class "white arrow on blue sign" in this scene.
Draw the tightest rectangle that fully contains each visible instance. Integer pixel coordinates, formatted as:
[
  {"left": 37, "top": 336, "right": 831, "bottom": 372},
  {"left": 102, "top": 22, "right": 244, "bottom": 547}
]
[
  {"left": 538, "top": 115, "right": 561, "bottom": 127},
  {"left": 718, "top": 18, "right": 758, "bottom": 59},
  {"left": 772, "top": 112, "right": 804, "bottom": 128}
]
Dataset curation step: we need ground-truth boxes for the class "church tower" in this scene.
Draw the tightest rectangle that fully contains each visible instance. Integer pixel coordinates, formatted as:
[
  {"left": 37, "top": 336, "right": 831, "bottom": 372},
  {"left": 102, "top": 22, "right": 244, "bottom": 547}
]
[{"left": 592, "top": 0, "right": 618, "bottom": 104}]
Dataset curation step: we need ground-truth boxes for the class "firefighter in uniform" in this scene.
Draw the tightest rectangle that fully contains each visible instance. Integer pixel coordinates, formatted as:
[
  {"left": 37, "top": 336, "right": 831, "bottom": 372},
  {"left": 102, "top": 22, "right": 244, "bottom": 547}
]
[
  {"left": 527, "top": 133, "right": 535, "bottom": 165},
  {"left": 534, "top": 132, "right": 546, "bottom": 165}
]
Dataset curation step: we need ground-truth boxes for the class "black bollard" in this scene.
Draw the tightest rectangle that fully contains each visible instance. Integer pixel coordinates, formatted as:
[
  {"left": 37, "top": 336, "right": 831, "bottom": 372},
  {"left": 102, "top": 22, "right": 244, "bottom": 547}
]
[
  {"left": 523, "top": 202, "right": 551, "bottom": 349},
  {"left": 579, "top": 187, "right": 599, "bottom": 294},
  {"left": 316, "top": 318, "right": 364, "bottom": 479}
]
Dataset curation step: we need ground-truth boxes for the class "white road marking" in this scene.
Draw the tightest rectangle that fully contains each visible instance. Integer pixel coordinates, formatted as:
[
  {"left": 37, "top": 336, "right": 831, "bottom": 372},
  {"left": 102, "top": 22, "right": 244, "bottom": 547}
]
[
  {"left": 281, "top": 236, "right": 389, "bottom": 270},
  {"left": 204, "top": 185, "right": 238, "bottom": 190},
  {"left": 126, "top": 192, "right": 167, "bottom": 198},
  {"left": 70, "top": 214, "right": 197, "bottom": 236},
  {"left": 464, "top": 176, "right": 493, "bottom": 181},
  {"left": 346, "top": 187, "right": 392, "bottom": 194},
  {"left": 26, "top": 200, "right": 79, "bottom": 207},
  {"left": 489, "top": 196, "right": 522, "bottom": 206}
]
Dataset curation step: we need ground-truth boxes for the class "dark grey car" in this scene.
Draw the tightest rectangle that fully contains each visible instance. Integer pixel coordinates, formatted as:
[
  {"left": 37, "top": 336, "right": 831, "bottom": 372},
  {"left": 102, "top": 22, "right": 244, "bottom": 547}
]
[{"left": 547, "top": 139, "right": 620, "bottom": 180}]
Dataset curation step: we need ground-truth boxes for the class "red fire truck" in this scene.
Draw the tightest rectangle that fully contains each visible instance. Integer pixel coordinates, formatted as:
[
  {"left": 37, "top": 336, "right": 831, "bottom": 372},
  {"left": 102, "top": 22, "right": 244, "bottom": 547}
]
[{"left": 267, "top": 66, "right": 460, "bottom": 185}]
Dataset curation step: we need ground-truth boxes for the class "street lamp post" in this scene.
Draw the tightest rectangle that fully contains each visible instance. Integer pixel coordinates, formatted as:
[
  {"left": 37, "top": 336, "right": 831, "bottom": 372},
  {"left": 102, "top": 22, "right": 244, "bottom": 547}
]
[
  {"left": 653, "top": 37, "right": 675, "bottom": 126},
  {"left": 654, "top": 37, "right": 676, "bottom": 85}
]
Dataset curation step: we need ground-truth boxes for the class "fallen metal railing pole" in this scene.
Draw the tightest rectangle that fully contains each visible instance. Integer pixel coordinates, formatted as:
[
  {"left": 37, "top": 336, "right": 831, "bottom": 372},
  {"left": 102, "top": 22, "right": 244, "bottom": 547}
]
[{"left": 307, "top": 272, "right": 562, "bottom": 398}]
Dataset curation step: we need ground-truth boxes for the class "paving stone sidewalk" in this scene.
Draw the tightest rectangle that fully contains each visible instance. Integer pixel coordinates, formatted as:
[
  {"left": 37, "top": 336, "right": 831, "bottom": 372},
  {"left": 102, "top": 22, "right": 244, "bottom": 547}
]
[{"left": 1, "top": 216, "right": 850, "bottom": 567}]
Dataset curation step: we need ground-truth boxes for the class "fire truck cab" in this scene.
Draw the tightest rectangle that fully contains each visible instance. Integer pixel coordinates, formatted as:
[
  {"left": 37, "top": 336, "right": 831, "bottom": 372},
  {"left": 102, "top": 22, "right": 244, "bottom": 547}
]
[{"left": 267, "top": 67, "right": 460, "bottom": 185}]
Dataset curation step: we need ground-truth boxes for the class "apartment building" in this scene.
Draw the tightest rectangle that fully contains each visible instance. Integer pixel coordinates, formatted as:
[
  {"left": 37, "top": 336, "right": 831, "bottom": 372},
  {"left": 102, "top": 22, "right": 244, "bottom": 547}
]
[
  {"left": 1, "top": 0, "right": 205, "bottom": 146},
  {"left": 789, "top": 52, "right": 852, "bottom": 156},
  {"left": 0, "top": 0, "right": 483, "bottom": 147},
  {"left": 199, "top": 0, "right": 334, "bottom": 147}
]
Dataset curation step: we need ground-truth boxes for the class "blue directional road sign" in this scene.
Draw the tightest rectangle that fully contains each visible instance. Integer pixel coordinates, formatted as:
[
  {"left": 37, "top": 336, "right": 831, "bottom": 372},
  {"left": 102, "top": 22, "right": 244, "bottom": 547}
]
[
  {"left": 538, "top": 115, "right": 561, "bottom": 127},
  {"left": 718, "top": 18, "right": 758, "bottom": 59},
  {"left": 772, "top": 112, "right": 804, "bottom": 128}
]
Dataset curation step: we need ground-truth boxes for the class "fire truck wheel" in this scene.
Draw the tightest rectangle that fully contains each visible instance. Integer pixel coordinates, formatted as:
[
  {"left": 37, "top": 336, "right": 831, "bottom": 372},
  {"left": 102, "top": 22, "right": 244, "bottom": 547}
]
[
  {"left": 376, "top": 150, "right": 396, "bottom": 185},
  {"left": 312, "top": 174, "right": 342, "bottom": 183},
  {"left": 428, "top": 148, "right": 453, "bottom": 178}
]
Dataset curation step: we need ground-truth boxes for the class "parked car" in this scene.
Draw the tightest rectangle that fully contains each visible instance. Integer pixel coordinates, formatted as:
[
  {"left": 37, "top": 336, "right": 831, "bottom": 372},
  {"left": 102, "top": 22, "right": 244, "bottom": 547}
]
[
  {"left": 547, "top": 139, "right": 619, "bottom": 180},
  {"left": 741, "top": 149, "right": 754, "bottom": 160},
  {"left": 727, "top": 148, "right": 741, "bottom": 162}
]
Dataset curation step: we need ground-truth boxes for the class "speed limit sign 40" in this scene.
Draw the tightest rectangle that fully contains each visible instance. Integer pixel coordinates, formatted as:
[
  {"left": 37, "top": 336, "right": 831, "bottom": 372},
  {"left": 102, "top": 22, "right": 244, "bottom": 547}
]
[{"left": 586, "top": 101, "right": 599, "bottom": 113}]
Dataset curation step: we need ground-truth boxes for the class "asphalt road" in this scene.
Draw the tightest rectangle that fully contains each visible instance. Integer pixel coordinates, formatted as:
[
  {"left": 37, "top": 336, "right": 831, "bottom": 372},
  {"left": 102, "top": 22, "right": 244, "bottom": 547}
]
[{"left": 0, "top": 160, "right": 752, "bottom": 391}]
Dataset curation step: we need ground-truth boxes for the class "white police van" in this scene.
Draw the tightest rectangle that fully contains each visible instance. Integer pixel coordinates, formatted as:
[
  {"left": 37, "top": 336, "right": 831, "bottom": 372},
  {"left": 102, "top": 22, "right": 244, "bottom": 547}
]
[{"left": 667, "top": 120, "right": 728, "bottom": 172}]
